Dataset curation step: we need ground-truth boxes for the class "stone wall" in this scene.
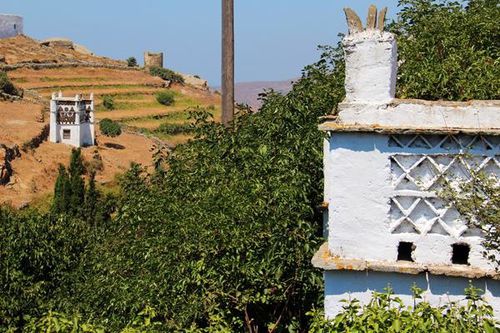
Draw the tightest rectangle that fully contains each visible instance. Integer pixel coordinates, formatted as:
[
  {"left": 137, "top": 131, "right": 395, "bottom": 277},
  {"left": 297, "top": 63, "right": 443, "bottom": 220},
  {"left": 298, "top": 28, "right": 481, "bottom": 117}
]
[
  {"left": 0, "top": 144, "right": 20, "bottom": 185},
  {"left": 0, "top": 14, "right": 23, "bottom": 39}
]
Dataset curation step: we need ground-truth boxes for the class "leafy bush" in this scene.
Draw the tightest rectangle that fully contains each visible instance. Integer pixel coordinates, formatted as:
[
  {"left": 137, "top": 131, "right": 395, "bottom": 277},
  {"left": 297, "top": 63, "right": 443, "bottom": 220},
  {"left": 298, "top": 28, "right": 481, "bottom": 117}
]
[
  {"left": 442, "top": 170, "right": 500, "bottom": 268},
  {"left": 69, "top": 43, "right": 343, "bottom": 331},
  {"left": 155, "top": 91, "right": 175, "bottom": 106},
  {"left": 0, "top": 207, "right": 94, "bottom": 328},
  {"left": 0, "top": 71, "right": 18, "bottom": 96},
  {"left": 102, "top": 95, "right": 115, "bottom": 110},
  {"left": 23, "top": 307, "right": 163, "bottom": 333},
  {"left": 309, "top": 286, "right": 499, "bottom": 333},
  {"left": 155, "top": 122, "right": 192, "bottom": 135},
  {"left": 126, "top": 57, "right": 138, "bottom": 67},
  {"left": 392, "top": 0, "right": 499, "bottom": 100},
  {"left": 149, "top": 67, "right": 184, "bottom": 84},
  {"left": 99, "top": 118, "right": 122, "bottom": 137}
]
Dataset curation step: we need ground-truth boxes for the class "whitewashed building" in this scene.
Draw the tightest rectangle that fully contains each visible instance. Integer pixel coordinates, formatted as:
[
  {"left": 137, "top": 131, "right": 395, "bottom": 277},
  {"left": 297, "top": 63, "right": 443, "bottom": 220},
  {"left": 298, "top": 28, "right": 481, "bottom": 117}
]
[
  {"left": 312, "top": 6, "right": 500, "bottom": 318},
  {"left": 49, "top": 92, "right": 95, "bottom": 147},
  {"left": 0, "top": 14, "right": 23, "bottom": 39}
]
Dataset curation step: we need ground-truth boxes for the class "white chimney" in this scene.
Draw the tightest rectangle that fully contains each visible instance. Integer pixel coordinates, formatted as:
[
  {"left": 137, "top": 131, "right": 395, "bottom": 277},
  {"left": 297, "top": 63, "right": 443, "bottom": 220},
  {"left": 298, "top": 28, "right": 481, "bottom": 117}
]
[{"left": 343, "top": 6, "right": 397, "bottom": 103}]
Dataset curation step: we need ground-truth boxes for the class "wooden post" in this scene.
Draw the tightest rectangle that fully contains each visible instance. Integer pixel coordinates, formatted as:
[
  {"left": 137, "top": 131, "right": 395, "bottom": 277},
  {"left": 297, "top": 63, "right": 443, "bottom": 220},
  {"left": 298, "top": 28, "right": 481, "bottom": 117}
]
[{"left": 222, "top": 0, "right": 234, "bottom": 127}]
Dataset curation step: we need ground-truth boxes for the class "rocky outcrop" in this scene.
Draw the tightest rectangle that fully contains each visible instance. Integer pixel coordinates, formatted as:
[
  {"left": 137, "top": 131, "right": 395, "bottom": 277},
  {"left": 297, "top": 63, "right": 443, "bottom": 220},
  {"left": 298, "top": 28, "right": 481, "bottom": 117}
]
[
  {"left": 0, "top": 144, "right": 20, "bottom": 185},
  {"left": 40, "top": 37, "right": 74, "bottom": 49},
  {"left": 180, "top": 74, "right": 209, "bottom": 91}
]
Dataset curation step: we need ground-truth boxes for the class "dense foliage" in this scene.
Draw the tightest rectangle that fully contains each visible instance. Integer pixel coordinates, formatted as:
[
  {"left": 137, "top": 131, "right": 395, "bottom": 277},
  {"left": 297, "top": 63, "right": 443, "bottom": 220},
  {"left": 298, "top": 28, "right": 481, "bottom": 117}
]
[
  {"left": 393, "top": 0, "right": 499, "bottom": 100},
  {"left": 99, "top": 118, "right": 122, "bottom": 137},
  {"left": 0, "top": 0, "right": 497, "bottom": 331},
  {"left": 102, "top": 95, "right": 115, "bottom": 110},
  {"left": 155, "top": 122, "right": 192, "bottom": 135},
  {"left": 0, "top": 71, "right": 20, "bottom": 96},
  {"left": 155, "top": 90, "right": 176, "bottom": 106},
  {"left": 149, "top": 66, "right": 185, "bottom": 84},
  {"left": 127, "top": 57, "right": 138, "bottom": 67},
  {"left": 309, "top": 286, "right": 499, "bottom": 333}
]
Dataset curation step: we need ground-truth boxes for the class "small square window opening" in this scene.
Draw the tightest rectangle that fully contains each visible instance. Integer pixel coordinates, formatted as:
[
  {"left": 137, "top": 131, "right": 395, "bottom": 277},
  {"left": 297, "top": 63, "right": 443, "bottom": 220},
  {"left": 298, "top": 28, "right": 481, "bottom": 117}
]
[
  {"left": 452, "top": 243, "right": 470, "bottom": 265},
  {"left": 63, "top": 129, "right": 71, "bottom": 140},
  {"left": 397, "top": 242, "right": 414, "bottom": 262}
]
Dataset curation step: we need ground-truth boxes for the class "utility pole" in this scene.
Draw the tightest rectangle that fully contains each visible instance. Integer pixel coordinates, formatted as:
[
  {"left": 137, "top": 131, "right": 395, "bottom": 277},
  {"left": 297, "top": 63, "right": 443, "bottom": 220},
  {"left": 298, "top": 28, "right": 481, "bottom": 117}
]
[{"left": 221, "top": 0, "right": 234, "bottom": 127}]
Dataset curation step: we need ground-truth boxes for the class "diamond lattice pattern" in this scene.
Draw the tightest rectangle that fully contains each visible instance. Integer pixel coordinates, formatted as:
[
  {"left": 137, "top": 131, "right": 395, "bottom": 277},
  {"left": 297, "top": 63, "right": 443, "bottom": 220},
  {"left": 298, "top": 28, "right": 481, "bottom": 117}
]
[{"left": 389, "top": 134, "right": 499, "bottom": 238}]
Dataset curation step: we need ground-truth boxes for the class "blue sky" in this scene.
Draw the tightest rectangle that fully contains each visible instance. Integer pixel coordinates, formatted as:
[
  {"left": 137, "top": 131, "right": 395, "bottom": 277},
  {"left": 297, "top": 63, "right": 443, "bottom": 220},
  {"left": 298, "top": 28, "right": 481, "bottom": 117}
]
[{"left": 2, "top": 1, "right": 398, "bottom": 85}]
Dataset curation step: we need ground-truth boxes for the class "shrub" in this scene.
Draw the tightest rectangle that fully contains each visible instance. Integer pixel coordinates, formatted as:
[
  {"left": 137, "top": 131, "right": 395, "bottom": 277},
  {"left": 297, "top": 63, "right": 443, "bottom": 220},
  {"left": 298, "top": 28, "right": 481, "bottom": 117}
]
[
  {"left": 102, "top": 95, "right": 115, "bottom": 110},
  {"left": 309, "top": 286, "right": 499, "bottom": 333},
  {"left": 441, "top": 171, "right": 500, "bottom": 268},
  {"left": 126, "top": 57, "right": 138, "bottom": 67},
  {"left": 155, "top": 122, "right": 191, "bottom": 135},
  {"left": 155, "top": 91, "right": 175, "bottom": 106},
  {"left": 0, "top": 207, "right": 94, "bottom": 328},
  {"left": 99, "top": 118, "right": 122, "bottom": 137},
  {"left": 0, "top": 71, "right": 18, "bottom": 95},
  {"left": 149, "top": 67, "right": 184, "bottom": 84}
]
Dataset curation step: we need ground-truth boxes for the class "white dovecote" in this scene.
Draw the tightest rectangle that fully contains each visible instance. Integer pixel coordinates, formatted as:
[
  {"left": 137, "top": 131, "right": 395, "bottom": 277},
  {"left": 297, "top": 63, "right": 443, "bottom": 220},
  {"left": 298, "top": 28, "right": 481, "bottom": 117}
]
[
  {"left": 313, "top": 5, "right": 500, "bottom": 319},
  {"left": 49, "top": 92, "right": 95, "bottom": 148}
]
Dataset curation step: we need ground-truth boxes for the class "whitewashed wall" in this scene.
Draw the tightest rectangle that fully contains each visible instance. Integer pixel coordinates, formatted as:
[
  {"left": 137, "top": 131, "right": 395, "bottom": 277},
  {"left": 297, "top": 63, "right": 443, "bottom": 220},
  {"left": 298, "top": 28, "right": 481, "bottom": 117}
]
[
  {"left": 0, "top": 14, "right": 23, "bottom": 39},
  {"left": 324, "top": 132, "right": 499, "bottom": 269}
]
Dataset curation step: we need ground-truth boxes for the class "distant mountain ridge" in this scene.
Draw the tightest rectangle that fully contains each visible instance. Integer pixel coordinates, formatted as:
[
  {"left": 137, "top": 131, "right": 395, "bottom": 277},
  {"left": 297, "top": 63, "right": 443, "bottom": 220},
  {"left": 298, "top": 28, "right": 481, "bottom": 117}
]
[{"left": 227, "top": 79, "right": 295, "bottom": 110}]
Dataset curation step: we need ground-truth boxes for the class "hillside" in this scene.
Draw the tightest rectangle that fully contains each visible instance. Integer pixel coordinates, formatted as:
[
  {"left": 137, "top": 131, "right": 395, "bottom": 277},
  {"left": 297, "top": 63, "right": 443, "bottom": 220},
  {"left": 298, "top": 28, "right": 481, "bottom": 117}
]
[{"left": 0, "top": 35, "right": 221, "bottom": 207}]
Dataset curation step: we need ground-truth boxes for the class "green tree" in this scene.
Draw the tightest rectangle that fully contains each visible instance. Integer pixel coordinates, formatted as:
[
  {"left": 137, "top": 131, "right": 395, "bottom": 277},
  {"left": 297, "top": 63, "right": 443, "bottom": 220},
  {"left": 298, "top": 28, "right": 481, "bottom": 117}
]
[
  {"left": 68, "top": 148, "right": 85, "bottom": 217},
  {"left": 149, "top": 67, "right": 185, "bottom": 84},
  {"left": 392, "top": 0, "right": 499, "bottom": 100},
  {"left": 126, "top": 57, "right": 138, "bottom": 67},
  {"left": 52, "top": 164, "right": 70, "bottom": 215},
  {"left": 102, "top": 95, "right": 115, "bottom": 111},
  {"left": 0, "top": 71, "right": 19, "bottom": 96},
  {"left": 84, "top": 171, "right": 99, "bottom": 225}
]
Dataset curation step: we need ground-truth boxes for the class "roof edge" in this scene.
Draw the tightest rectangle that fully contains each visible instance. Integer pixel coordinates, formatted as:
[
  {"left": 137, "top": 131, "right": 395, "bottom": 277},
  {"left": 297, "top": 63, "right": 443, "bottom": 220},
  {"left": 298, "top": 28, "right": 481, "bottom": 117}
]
[
  {"left": 318, "top": 122, "right": 500, "bottom": 136},
  {"left": 312, "top": 243, "right": 500, "bottom": 280}
]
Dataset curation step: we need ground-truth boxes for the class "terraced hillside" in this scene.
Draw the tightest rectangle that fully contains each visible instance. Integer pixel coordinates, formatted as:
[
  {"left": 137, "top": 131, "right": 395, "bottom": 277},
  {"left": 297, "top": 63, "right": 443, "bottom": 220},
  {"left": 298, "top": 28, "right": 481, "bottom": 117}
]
[
  {"left": 0, "top": 35, "right": 221, "bottom": 207},
  {"left": 9, "top": 67, "right": 221, "bottom": 144}
]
